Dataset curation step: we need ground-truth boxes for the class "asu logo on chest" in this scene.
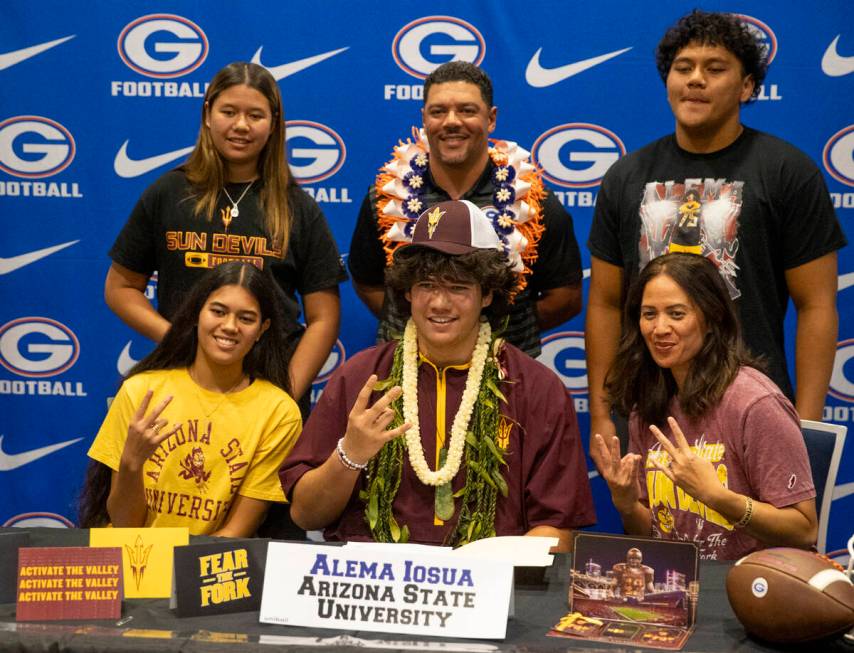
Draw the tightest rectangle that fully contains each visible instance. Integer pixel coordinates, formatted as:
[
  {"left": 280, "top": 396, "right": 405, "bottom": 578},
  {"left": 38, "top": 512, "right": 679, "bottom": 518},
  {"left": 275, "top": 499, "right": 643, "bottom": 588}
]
[{"left": 179, "top": 447, "right": 211, "bottom": 490}]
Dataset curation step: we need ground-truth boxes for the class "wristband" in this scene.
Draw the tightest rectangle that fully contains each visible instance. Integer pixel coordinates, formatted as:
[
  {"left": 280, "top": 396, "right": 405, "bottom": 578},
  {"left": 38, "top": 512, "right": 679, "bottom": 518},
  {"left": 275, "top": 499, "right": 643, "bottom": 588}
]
[
  {"left": 336, "top": 438, "right": 368, "bottom": 472},
  {"left": 733, "top": 496, "right": 754, "bottom": 529}
]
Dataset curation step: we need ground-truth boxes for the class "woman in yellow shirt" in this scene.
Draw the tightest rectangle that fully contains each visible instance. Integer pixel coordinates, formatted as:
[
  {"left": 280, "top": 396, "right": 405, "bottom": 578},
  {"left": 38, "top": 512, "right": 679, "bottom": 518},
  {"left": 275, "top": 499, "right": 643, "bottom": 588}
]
[{"left": 80, "top": 262, "right": 301, "bottom": 536}]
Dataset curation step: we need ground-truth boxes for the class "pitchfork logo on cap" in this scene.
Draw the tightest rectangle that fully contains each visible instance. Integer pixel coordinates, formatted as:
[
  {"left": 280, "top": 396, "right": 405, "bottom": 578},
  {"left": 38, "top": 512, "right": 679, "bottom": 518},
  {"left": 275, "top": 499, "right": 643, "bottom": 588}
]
[{"left": 426, "top": 207, "right": 444, "bottom": 238}]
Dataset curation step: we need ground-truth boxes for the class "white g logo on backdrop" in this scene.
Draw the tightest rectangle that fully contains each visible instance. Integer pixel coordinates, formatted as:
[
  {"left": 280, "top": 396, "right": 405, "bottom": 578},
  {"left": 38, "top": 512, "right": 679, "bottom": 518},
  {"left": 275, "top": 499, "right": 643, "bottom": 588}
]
[
  {"left": 286, "top": 121, "right": 346, "bottom": 184},
  {"left": 537, "top": 331, "right": 587, "bottom": 395},
  {"left": 829, "top": 338, "right": 854, "bottom": 403},
  {"left": 3, "top": 513, "right": 74, "bottom": 528},
  {"left": 392, "top": 16, "right": 485, "bottom": 79},
  {"left": 829, "top": 272, "right": 854, "bottom": 402},
  {"left": 532, "top": 123, "right": 625, "bottom": 188},
  {"left": 823, "top": 125, "right": 854, "bottom": 186},
  {"left": 0, "top": 116, "right": 75, "bottom": 178},
  {"left": 0, "top": 317, "right": 79, "bottom": 377},
  {"left": 117, "top": 14, "right": 208, "bottom": 78},
  {"left": 313, "top": 339, "right": 346, "bottom": 385},
  {"left": 737, "top": 15, "right": 778, "bottom": 65}
]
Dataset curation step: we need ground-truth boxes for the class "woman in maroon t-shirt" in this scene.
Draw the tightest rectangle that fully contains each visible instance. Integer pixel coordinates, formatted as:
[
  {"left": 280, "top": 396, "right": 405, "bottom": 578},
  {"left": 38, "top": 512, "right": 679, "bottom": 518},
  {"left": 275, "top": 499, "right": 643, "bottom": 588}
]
[{"left": 591, "top": 253, "right": 817, "bottom": 560}]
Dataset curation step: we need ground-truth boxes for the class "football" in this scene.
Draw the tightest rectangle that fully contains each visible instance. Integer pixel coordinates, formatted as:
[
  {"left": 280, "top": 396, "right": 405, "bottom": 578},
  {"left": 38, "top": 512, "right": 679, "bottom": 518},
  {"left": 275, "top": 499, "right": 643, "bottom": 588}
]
[{"left": 726, "top": 547, "right": 854, "bottom": 643}]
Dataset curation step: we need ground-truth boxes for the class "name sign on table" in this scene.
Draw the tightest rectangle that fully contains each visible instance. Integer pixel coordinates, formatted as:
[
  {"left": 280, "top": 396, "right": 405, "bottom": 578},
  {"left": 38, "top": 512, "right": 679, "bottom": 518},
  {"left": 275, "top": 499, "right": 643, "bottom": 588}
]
[
  {"left": 16, "top": 546, "right": 122, "bottom": 621},
  {"left": 259, "top": 542, "right": 513, "bottom": 639}
]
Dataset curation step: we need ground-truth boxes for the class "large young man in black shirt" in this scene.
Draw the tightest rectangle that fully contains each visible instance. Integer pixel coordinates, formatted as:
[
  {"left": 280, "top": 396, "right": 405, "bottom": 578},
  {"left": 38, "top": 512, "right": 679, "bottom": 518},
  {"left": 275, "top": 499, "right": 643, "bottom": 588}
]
[{"left": 587, "top": 10, "right": 846, "bottom": 447}]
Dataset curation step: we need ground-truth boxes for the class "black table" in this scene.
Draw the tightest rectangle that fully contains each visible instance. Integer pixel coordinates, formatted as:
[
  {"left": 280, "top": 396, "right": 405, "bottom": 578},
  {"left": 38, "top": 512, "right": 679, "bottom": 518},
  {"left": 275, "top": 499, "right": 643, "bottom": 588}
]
[{"left": 0, "top": 528, "right": 850, "bottom": 652}]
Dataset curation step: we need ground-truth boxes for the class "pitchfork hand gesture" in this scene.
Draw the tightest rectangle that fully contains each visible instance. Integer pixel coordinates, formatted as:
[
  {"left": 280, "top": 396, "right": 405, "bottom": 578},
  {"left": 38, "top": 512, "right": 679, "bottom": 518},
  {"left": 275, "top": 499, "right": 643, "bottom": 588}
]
[
  {"left": 120, "top": 390, "right": 173, "bottom": 473},
  {"left": 342, "top": 374, "right": 411, "bottom": 467},
  {"left": 649, "top": 416, "right": 723, "bottom": 506}
]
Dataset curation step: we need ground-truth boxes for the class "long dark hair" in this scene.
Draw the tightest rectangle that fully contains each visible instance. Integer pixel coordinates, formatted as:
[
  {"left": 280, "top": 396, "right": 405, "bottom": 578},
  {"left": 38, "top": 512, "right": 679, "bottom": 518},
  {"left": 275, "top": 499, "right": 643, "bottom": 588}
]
[
  {"left": 78, "top": 262, "right": 295, "bottom": 527},
  {"left": 183, "top": 61, "right": 292, "bottom": 253},
  {"left": 606, "top": 253, "right": 761, "bottom": 427},
  {"left": 129, "top": 262, "right": 294, "bottom": 390}
]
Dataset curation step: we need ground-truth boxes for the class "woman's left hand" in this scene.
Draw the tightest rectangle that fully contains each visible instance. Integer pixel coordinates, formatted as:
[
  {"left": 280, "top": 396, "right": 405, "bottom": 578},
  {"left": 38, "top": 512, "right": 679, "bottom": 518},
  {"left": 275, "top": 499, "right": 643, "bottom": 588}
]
[{"left": 649, "top": 416, "right": 723, "bottom": 505}]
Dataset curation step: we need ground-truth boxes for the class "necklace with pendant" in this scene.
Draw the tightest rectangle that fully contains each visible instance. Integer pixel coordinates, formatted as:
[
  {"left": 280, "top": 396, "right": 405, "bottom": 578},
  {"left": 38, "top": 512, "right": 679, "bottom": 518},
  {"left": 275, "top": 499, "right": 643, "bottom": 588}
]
[
  {"left": 188, "top": 368, "right": 248, "bottom": 419},
  {"left": 221, "top": 180, "right": 254, "bottom": 231}
]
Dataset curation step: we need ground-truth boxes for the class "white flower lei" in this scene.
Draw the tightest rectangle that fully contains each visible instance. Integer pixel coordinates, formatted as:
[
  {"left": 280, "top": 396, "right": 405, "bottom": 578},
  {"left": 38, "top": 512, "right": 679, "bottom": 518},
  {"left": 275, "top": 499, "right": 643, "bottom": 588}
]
[{"left": 401, "top": 318, "right": 492, "bottom": 486}]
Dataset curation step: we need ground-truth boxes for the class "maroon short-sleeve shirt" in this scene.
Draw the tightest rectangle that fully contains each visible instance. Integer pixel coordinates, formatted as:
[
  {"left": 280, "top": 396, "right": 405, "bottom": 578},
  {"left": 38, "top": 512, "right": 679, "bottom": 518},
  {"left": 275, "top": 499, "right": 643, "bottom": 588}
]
[
  {"left": 630, "top": 367, "right": 816, "bottom": 560},
  {"left": 280, "top": 341, "right": 596, "bottom": 544}
]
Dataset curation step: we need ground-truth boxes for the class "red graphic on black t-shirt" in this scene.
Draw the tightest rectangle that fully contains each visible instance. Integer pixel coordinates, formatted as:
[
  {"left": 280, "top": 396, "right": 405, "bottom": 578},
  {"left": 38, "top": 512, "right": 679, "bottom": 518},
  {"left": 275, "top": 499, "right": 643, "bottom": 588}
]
[{"left": 638, "top": 178, "right": 743, "bottom": 299}]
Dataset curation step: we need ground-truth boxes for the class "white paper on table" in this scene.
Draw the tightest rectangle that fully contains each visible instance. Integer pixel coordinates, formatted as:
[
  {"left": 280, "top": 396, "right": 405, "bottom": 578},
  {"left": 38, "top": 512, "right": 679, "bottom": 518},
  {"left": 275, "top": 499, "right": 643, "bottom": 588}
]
[
  {"left": 344, "top": 542, "right": 451, "bottom": 554},
  {"left": 453, "top": 536, "right": 557, "bottom": 619},
  {"left": 453, "top": 535, "right": 557, "bottom": 566}
]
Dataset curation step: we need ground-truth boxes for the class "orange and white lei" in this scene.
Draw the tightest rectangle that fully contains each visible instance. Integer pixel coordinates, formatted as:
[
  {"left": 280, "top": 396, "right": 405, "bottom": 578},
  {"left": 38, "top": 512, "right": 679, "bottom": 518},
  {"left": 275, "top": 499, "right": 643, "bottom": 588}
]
[{"left": 374, "top": 127, "right": 546, "bottom": 295}]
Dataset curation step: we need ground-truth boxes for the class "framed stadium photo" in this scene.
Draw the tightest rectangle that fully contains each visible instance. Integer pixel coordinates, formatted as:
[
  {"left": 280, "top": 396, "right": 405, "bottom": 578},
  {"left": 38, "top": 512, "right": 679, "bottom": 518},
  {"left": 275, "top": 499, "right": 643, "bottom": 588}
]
[{"left": 549, "top": 533, "right": 699, "bottom": 650}]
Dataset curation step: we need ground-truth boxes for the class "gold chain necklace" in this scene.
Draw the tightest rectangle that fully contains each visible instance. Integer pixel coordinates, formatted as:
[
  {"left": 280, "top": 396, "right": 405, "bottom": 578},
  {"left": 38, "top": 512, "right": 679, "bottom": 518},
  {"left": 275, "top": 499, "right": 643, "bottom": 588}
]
[{"left": 187, "top": 368, "right": 248, "bottom": 419}]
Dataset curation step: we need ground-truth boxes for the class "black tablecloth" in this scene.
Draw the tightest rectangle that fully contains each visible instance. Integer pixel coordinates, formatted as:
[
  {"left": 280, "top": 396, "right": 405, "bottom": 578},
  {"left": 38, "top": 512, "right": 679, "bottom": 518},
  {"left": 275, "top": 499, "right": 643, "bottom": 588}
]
[{"left": 0, "top": 528, "right": 851, "bottom": 652}]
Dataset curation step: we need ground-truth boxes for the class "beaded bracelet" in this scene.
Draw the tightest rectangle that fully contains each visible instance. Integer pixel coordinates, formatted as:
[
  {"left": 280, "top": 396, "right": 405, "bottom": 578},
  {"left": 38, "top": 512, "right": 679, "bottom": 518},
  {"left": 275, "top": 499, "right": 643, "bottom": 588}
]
[
  {"left": 336, "top": 438, "right": 368, "bottom": 472},
  {"left": 734, "top": 496, "right": 754, "bottom": 529}
]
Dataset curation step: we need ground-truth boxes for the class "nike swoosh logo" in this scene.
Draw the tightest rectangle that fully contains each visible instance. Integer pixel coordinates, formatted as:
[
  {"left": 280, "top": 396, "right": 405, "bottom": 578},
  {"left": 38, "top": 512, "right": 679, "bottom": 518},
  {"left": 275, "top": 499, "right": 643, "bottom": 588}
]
[
  {"left": 526, "top": 47, "right": 632, "bottom": 88},
  {"left": 0, "top": 35, "right": 75, "bottom": 71},
  {"left": 822, "top": 35, "right": 854, "bottom": 76},
  {"left": 251, "top": 46, "right": 349, "bottom": 81},
  {"left": 838, "top": 271, "right": 854, "bottom": 291},
  {"left": 117, "top": 341, "right": 141, "bottom": 376},
  {"left": 0, "top": 240, "right": 79, "bottom": 275},
  {"left": 114, "top": 141, "right": 194, "bottom": 178},
  {"left": 0, "top": 435, "right": 83, "bottom": 471}
]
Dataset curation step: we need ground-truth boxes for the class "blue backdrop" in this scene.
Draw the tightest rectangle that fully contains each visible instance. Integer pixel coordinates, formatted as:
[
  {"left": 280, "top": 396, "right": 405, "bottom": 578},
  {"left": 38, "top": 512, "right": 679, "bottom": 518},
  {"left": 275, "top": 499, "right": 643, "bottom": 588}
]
[{"left": 1, "top": 1, "right": 851, "bottom": 553}]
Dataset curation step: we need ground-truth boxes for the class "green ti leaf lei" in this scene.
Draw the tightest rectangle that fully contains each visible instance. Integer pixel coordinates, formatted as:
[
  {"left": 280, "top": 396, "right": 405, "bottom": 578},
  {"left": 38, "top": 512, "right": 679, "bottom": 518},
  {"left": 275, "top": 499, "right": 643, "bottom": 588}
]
[{"left": 360, "top": 336, "right": 509, "bottom": 546}]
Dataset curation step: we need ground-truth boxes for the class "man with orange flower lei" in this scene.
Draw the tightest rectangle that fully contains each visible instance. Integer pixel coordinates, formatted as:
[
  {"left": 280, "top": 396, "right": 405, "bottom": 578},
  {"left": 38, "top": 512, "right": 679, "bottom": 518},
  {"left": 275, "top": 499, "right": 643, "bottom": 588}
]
[
  {"left": 282, "top": 201, "right": 595, "bottom": 550},
  {"left": 348, "top": 61, "right": 583, "bottom": 357}
]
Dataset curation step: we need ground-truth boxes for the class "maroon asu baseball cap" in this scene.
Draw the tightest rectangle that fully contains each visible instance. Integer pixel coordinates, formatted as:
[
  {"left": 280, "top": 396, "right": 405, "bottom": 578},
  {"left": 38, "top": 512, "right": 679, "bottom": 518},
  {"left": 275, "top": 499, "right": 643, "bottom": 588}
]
[{"left": 397, "top": 199, "right": 502, "bottom": 257}]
